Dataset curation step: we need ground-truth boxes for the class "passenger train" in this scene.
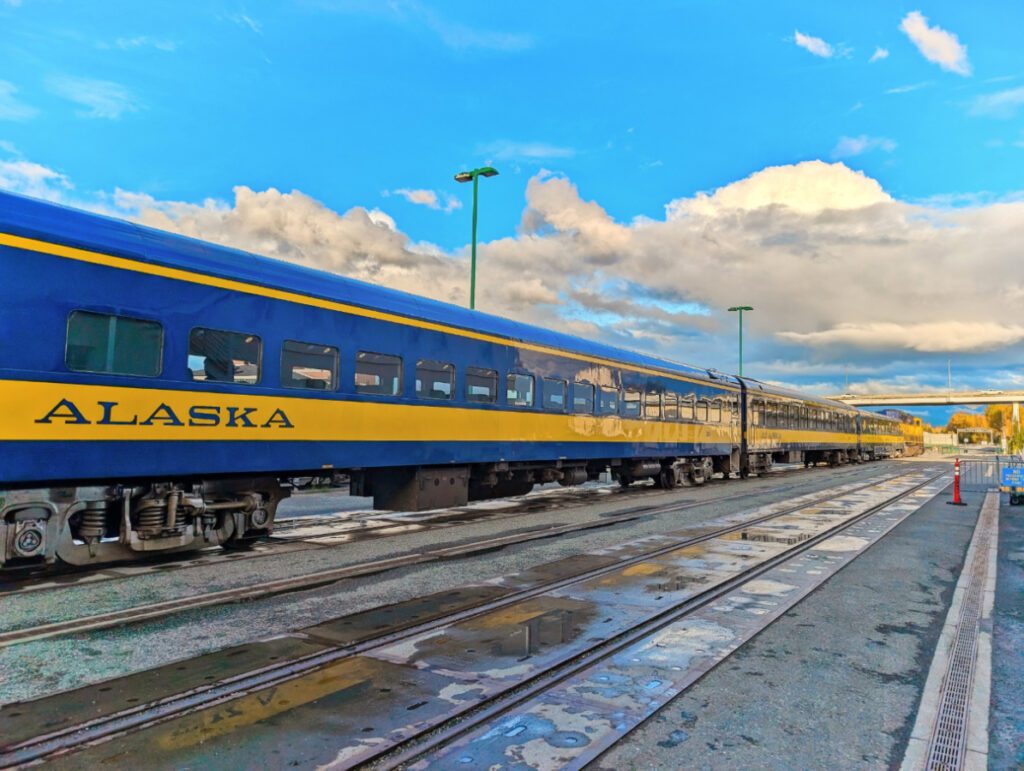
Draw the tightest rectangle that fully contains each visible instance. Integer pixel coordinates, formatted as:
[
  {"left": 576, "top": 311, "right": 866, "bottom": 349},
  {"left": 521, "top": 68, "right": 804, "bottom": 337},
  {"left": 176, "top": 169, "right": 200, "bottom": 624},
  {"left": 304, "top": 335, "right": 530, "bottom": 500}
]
[{"left": 0, "top": 190, "right": 905, "bottom": 570}]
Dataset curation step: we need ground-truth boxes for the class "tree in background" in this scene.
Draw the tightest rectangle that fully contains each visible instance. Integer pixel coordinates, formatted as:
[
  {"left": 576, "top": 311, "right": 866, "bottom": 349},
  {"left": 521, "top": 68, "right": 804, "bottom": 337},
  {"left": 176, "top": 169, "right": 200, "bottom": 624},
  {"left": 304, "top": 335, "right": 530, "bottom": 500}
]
[
  {"left": 985, "top": 404, "right": 1011, "bottom": 434},
  {"left": 945, "top": 412, "right": 987, "bottom": 431},
  {"left": 945, "top": 411, "right": 989, "bottom": 444},
  {"left": 1010, "top": 422, "right": 1024, "bottom": 454}
]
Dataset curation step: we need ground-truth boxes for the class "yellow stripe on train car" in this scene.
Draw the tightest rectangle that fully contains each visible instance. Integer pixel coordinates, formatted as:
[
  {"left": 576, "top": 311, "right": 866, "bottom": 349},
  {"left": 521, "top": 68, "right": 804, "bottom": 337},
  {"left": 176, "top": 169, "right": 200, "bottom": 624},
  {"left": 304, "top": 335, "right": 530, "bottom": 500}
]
[{"left": 0, "top": 380, "right": 741, "bottom": 444}]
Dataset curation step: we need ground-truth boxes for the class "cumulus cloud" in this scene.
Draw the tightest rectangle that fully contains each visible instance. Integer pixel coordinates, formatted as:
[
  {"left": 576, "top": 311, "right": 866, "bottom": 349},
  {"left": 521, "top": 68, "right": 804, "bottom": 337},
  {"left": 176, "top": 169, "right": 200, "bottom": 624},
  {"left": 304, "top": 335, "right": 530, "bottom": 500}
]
[
  {"left": 899, "top": 11, "right": 970, "bottom": 76},
  {"left": 0, "top": 159, "right": 72, "bottom": 200},
  {"left": 0, "top": 80, "right": 37, "bottom": 121},
  {"left": 869, "top": 47, "right": 889, "bottom": 63},
  {"left": 46, "top": 75, "right": 139, "bottom": 119},
  {"left": 970, "top": 87, "right": 1024, "bottom": 119},
  {"left": 793, "top": 30, "right": 833, "bottom": 58},
  {"left": 384, "top": 187, "right": 461, "bottom": 212},
  {"left": 831, "top": 135, "right": 897, "bottom": 159},
  {"left": 666, "top": 160, "right": 891, "bottom": 217},
  {"left": 6, "top": 154, "right": 1024, "bottom": 391}
]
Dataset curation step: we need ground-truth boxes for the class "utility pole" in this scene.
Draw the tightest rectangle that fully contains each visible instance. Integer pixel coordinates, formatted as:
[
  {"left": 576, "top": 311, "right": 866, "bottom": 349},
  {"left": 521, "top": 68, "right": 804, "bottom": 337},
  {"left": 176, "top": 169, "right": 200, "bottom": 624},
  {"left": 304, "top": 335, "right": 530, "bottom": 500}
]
[{"left": 727, "top": 306, "right": 753, "bottom": 376}]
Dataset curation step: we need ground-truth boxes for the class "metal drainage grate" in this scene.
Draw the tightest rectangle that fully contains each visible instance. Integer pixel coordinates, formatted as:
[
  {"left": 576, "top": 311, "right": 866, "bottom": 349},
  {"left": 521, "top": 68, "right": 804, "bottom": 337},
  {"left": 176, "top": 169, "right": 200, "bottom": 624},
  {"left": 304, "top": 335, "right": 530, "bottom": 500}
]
[{"left": 924, "top": 499, "right": 995, "bottom": 770}]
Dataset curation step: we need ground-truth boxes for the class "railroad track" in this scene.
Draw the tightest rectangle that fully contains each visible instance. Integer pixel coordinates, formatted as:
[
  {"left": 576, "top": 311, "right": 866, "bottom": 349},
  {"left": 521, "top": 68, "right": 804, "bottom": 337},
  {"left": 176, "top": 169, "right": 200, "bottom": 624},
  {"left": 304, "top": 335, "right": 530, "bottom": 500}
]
[
  {"left": 0, "top": 465, "right": 904, "bottom": 648},
  {"left": 0, "top": 467, "right": 948, "bottom": 768},
  {"left": 0, "top": 461, "right": 892, "bottom": 602}
]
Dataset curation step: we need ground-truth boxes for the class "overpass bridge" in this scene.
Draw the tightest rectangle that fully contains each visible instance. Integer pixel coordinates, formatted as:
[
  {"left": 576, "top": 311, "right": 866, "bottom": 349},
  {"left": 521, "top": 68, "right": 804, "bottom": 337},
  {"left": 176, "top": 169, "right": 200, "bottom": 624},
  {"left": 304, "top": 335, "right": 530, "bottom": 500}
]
[{"left": 828, "top": 391, "right": 1024, "bottom": 407}]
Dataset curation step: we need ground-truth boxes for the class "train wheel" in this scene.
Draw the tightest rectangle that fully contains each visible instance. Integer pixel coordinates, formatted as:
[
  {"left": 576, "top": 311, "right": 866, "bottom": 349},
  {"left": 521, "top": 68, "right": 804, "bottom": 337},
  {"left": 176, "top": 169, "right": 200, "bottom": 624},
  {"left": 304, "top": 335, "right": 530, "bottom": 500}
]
[
  {"left": 657, "top": 468, "right": 676, "bottom": 489},
  {"left": 618, "top": 475, "right": 633, "bottom": 488}
]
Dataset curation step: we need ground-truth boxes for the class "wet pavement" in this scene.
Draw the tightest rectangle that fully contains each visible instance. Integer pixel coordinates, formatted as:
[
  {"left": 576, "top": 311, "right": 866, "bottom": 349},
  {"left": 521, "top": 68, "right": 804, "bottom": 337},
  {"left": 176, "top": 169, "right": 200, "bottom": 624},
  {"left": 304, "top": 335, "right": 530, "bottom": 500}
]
[
  {"left": 0, "top": 463, "right": 899, "bottom": 706},
  {"left": 1, "top": 470, "right": 949, "bottom": 769},
  {"left": 596, "top": 481, "right": 986, "bottom": 770},
  {"left": 991, "top": 495, "right": 1024, "bottom": 768}
]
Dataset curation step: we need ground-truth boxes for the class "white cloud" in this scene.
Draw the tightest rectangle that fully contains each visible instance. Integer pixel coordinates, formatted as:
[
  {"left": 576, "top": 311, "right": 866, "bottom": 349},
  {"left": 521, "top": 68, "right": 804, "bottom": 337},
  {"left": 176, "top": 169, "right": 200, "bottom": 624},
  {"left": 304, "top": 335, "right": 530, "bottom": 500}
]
[
  {"left": 114, "top": 36, "right": 177, "bottom": 52},
  {"left": 47, "top": 76, "right": 139, "bottom": 119},
  {"left": 794, "top": 30, "right": 833, "bottom": 58},
  {"left": 831, "top": 135, "right": 897, "bottom": 159},
  {"left": 478, "top": 140, "right": 575, "bottom": 161},
  {"left": 970, "top": 87, "right": 1024, "bottom": 119},
  {"left": 0, "top": 159, "right": 72, "bottom": 200},
  {"left": 384, "top": 187, "right": 462, "bottom": 213},
  {"left": 666, "top": 160, "right": 891, "bottom": 217},
  {"left": 869, "top": 47, "right": 889, "bottom": 63},
  {"left": 423, "top": 15, "right": 531, "bottom": 52},
  {"left": 224, "top": 13, "right": 262, "bottom": 34},
  {"left": 899, "top": 11, "right": 970, "bottom": 76},
  {"left": 0, "top": 80, "right": 37, "bottom": 121},
  {"left": 778, "top": 323, "right": 1024, "bottom": 353},
  {"left": 9, "top": 154, "right": 1024, "bottom": 386},
  {"left": 885, "top": 82, "right": 930, "bottom": 95}
]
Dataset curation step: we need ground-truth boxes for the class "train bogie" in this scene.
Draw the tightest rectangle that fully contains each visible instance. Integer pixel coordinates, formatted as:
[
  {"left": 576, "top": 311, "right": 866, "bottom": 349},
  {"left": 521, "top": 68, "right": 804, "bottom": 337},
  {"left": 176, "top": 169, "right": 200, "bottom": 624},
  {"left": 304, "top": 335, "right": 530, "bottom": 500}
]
[{"left": 0, "top": 479, "right": 287, "bottom": 570}]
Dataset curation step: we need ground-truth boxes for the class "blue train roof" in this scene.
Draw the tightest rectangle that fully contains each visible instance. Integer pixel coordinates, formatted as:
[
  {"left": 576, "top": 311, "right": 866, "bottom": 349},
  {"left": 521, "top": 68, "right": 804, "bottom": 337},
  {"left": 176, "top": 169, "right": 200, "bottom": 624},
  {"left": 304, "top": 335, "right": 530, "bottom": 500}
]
[{"left": 0, "top": 189, "right": 728, "bottom": 384}]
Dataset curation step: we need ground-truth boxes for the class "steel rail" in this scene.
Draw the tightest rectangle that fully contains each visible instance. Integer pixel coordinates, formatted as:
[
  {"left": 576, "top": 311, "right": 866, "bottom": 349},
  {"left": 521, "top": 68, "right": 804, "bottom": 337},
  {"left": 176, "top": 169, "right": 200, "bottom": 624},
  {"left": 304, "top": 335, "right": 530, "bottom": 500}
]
[
  {"left": 373, "top": 469, "right": 950, "bottom": 770},
  {"left": 0, "top": 467, "right": 942, "bottom": 768},
  {"left": 0, "top": 465, "right": 892, "bottom": 646},
  {"left": 0, "top": 460, "right": 877, "bottom": 596}
]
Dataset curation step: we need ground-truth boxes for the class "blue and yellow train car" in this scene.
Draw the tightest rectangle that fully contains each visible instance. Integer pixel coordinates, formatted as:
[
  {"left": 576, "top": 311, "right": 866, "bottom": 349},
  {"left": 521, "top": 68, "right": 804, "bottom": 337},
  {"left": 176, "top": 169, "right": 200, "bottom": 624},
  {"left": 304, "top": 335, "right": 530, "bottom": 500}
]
[
  {"left": 1, "top": 191, "right": 747, "bottom": 568},
  {"left": 857, "top": 410, "right": 906, "bottom": 459},
  {"left": 740, "top": 379, "right": 862, "bottom": 470},
  {"left": 0, "top": 191, "right": 905, "bottom": 570}
]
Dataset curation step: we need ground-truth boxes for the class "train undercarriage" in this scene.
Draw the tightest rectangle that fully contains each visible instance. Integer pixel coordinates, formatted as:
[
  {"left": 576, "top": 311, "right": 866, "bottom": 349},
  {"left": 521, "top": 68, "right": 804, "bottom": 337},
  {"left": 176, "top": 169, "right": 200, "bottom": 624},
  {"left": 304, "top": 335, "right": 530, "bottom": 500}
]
[
  {"left": 2, "top": 446, "right": 894, "bottom": 570},
  {"left": 0, "top": 478, "right": 287, "bottom": 570}
]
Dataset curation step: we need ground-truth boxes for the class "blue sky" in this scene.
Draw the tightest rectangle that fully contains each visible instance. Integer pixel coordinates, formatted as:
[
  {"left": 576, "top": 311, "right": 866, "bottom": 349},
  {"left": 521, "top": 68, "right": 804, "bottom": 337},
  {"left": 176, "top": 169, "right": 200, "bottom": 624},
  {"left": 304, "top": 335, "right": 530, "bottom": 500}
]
[{"left": 2, "top": 1, "right": 1024, "bottom": 426}]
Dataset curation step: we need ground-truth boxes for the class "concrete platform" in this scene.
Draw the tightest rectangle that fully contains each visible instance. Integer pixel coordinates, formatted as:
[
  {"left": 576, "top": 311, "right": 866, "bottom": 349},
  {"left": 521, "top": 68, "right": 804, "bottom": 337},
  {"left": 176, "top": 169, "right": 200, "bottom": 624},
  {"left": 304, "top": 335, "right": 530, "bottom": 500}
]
[{"left": 596, "top": 485, "right": 1018, "bottom": 770}]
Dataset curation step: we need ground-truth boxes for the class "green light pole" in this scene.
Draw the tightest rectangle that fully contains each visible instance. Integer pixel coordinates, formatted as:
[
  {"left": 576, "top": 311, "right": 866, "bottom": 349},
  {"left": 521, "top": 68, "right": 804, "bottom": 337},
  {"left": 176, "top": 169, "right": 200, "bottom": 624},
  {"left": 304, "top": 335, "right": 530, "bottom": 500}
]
[
  {"left": 728, "top": 306, "right": 753, "bottom": 376},
  {"left": 455, "top": 166, "right": 499, "bottom": 310}
]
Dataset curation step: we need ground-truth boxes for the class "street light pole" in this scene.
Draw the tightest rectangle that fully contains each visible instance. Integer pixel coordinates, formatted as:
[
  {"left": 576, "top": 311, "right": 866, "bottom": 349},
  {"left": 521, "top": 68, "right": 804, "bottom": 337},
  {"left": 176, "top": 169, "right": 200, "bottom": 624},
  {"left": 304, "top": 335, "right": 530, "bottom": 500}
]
[
  {"left": 454, "top": 166, "right": 499, "bottom": 310},
  {"left": 728, "top": 306, "right": 754, "bottom": 377}
]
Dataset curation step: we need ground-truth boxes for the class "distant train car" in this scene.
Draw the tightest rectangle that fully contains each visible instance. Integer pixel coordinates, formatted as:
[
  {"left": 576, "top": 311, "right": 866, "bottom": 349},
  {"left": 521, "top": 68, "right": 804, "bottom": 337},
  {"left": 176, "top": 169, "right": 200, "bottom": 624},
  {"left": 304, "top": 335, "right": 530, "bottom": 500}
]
[
  {"left": 740, "top": 379, "right": 862, "bottom": 470},
  {"left": 857, "top": 410, "right": 906, "bottom": 459},
  {"left": 900, "top": 418, "right": 925, "bottom": 456},
  {"left": 0, "top": 191, "right": 901, "bottom": 571}
]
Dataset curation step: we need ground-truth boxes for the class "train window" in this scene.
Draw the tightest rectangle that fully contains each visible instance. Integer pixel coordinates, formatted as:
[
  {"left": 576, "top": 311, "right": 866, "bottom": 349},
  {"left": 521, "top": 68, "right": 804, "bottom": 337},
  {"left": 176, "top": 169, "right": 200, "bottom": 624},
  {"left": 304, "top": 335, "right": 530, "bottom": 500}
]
[
  {"left": 680, "top": 395, "right": 695, "bottom": 420},
  {"left": 598, "top": 386, "right": 619, "bottom": 415},
  {"left": 622, "top": 389, "right": 641, "bottom": 418},
  {"left": 644, "top": 391, "right": 662, "bottom": 419},
  {"left": 355, "top": 351, "right": 402, "bottom": 396},
  {"left": 696, "top": 400, "right": 709, "bottom": 422},
  {"left": 572, "top": 382, "right": 595, "bottom": 414},
  {"left": 281, "top": 340, "right": 338, "bottom": 391},
  {"left": 542, "top": 378, "right": 567, "bottom": 411},
  {"left": 466, "top": 367, "right": 498, "bottom": 403},
  {"left": 710, "top": 401, "right": 722, "bottom": 423},
  {"left": 189, "top": 328, "right": 260, "bottom": 384},
  {"left": 66, "top": 311, "right": 163, "bottom": 377},
  {"left": 664, "top": 392, "right": 679, "bottom": 420},
  {"left": 507, "top": 373, "right": 535, "bottom": 407},
  {"left": 416, "top": 360, "right": 454, "bottom": 400}
]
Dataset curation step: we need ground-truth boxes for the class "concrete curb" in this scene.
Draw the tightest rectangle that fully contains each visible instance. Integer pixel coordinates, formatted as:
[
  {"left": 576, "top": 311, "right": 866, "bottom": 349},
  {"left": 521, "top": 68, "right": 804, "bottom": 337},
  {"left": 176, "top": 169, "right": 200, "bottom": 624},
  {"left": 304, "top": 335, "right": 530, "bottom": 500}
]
[{"left": 901, "top": 490, "right": 998, "bottom": 770}]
